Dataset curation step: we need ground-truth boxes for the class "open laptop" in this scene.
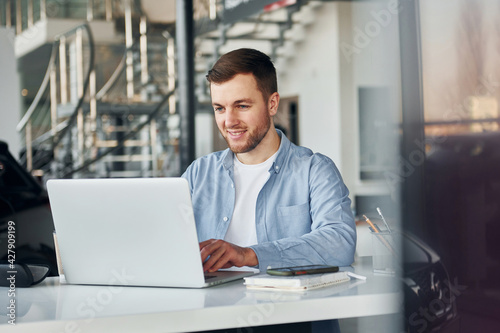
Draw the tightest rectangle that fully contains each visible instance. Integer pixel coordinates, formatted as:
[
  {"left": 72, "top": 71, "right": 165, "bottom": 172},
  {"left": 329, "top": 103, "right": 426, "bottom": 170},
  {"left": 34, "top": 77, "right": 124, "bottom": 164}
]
[{"left": 46, "top": 177, "right": 255, "bottom": 288}]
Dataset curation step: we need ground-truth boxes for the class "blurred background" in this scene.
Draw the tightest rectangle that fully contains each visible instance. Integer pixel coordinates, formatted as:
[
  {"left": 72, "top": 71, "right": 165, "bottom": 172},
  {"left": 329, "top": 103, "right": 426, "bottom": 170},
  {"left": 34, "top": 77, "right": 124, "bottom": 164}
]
[{"left": 1, "top": 0, "right": 499, "bottom": 332}]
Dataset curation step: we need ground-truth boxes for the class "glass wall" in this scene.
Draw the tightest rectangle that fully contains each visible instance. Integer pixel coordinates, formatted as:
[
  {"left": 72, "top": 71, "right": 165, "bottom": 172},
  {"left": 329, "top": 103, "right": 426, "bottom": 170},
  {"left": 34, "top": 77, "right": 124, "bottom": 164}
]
[{"left": 417, "top": 0, "right": 500, "bottom": 331}]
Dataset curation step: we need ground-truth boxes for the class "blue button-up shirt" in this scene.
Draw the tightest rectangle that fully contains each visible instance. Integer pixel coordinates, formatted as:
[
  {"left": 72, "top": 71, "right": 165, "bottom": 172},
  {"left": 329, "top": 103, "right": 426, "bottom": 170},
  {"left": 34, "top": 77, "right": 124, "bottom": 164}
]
[{"left": 182, "top": 131, "right": 356, "bottom": 269}]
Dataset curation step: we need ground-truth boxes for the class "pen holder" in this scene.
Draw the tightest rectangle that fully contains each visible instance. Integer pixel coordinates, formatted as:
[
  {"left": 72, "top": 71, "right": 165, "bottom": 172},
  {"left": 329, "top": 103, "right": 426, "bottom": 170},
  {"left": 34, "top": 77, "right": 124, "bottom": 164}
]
[{"left": 371, "top": 231, "right": 400, "bottom": 275}]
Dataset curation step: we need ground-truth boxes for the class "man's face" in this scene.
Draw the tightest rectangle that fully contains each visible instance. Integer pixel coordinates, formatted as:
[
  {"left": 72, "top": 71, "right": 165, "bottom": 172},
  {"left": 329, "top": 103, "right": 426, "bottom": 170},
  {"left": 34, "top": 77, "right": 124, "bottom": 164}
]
[{"left": 211, "top": 73, "right": 276, "bottom": 154}]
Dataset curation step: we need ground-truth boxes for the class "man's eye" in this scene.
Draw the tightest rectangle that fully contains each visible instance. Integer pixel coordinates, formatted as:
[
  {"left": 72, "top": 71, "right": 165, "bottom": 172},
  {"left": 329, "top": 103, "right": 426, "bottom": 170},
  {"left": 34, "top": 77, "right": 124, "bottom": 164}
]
[
  {"left": 238, "top": 105, "right": 249, "bottom": 109},
  {"left": 214, "top": 107, "right": 224, "bottom": 112}
]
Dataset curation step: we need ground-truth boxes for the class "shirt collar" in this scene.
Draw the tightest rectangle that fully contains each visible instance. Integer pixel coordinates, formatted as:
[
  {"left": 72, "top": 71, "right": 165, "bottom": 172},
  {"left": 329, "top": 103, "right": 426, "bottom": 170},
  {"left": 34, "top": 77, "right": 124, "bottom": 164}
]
[{"left": 222, "top": 129, "right": 290, "bottom": 174}]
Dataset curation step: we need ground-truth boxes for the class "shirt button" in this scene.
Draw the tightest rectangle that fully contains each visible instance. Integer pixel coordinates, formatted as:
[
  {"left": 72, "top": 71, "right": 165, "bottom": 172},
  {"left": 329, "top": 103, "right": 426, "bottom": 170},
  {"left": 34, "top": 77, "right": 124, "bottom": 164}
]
[
  {"left": 223, "top": 217, "right": 228, "bottom": 222},
  {"left": 231, "top": 183, "right": 234, "bottom": 188},
  {"left": 275, "top": 165, "right": 279, "bottom": 170}
]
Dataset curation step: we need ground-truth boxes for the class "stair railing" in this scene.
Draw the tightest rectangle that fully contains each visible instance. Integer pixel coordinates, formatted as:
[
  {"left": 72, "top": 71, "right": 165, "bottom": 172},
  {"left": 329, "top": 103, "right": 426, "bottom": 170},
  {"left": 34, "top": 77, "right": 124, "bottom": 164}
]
[
  {"left": 63, "top": 87, "right": 176, "bottom": 178},
  {"left": 0, "top": 0, "right": 120, "bottom": 33},
  {"left": 16, "top": 23, "right": 95, "bottom": 175},
  {"left": 16, "top": 17, "right": 179, "bottom": 178}
]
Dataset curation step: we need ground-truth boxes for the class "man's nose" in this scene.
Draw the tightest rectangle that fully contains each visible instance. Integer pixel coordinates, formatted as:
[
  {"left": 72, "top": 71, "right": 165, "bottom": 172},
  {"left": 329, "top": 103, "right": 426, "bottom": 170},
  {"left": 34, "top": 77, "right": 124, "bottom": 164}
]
[{"left": 225, "top": 109, "right": 239, "bottom": 128}]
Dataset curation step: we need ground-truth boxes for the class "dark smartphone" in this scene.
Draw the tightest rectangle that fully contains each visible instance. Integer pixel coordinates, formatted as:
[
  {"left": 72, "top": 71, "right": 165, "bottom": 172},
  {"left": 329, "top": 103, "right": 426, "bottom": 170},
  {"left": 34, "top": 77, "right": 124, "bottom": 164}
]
[{"left": 266, "top": 264, "right": 339, "bottom": 276}]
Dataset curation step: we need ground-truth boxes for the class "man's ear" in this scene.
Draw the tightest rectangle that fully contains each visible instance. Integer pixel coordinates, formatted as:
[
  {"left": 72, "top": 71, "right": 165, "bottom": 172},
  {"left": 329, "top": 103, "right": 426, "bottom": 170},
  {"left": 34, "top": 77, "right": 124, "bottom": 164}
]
[{"left": 268, "top": 92, "right": 280, "bottom": 116}]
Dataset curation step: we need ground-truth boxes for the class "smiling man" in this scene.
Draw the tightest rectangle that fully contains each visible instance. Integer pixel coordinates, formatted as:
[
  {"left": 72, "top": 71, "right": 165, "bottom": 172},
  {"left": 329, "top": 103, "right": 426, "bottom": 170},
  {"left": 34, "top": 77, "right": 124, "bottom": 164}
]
[{"left": 181, "top": 48, "right": 356, "bottom": 275}]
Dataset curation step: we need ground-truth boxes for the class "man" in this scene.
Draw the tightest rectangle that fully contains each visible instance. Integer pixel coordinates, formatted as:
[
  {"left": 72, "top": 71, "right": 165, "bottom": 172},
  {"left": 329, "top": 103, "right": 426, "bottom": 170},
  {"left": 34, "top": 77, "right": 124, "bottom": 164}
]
[{"left": 182, "top": 48, "right": 356, "bottom": 274}]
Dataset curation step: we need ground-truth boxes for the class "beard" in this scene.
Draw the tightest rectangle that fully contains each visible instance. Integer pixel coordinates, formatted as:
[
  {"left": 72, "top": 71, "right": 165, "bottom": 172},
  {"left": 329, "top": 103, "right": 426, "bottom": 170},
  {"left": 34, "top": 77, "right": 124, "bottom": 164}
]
[{"left": 222, "top": 114, "right": 271, "bottom": 154}]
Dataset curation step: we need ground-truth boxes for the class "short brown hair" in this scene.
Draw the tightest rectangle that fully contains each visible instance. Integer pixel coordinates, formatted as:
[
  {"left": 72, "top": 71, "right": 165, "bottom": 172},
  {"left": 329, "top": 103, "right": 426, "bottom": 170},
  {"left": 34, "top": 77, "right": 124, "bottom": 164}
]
[{"left": 206, "top": 48, "right": 277, "bottom": 100}]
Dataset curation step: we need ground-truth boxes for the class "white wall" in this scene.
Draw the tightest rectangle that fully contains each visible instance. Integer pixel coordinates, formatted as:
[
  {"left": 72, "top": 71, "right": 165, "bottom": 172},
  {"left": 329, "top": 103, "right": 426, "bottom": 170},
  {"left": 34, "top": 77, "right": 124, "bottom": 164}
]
[
  {"left": 278, "top": 2, "right": 343, "bottom": 169},
  {"left": 0, "top": 27, "right": 22, "bottom": 157},
  {"left": 277, "top": 1, "right": 401, "bottom": 202},
  {"left": 341, "top": 0, "right": 401, "bottom": 199}
]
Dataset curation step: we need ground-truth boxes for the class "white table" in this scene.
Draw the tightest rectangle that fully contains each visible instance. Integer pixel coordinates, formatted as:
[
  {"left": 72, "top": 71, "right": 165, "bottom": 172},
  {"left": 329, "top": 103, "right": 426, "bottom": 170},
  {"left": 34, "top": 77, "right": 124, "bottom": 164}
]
[{"left": 1, "top": 258, "right": 401, "bottom": 332}]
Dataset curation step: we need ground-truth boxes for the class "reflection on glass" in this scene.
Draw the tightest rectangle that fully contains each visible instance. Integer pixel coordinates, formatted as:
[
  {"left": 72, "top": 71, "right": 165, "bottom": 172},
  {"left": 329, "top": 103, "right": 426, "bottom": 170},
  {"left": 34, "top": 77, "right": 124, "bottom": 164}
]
[{"left": 420, "top": 0, "right": 500, "bottom": 332}]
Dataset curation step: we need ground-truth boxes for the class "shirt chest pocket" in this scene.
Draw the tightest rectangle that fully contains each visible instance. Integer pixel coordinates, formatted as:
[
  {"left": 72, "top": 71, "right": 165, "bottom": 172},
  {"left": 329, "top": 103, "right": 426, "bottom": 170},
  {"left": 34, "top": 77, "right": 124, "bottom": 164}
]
[{"left": 276, "top": 202, "right": 311, "bottom": 237}]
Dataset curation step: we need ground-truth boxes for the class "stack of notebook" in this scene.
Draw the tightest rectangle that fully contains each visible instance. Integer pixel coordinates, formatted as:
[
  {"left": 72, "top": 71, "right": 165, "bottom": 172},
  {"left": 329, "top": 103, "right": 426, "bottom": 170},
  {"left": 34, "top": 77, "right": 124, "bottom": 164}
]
[{"left": 244, "top": 271, "right": 351, "bottom": 291}]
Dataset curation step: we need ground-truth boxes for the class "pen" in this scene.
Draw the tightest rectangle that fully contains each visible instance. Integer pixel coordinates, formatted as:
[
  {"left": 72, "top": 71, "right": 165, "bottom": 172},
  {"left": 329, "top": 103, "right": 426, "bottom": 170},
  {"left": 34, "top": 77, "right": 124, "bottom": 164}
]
[
  {"left": 376, "top": 207, "right": 392, "bottom": 233},
  {"left": 346, "top": 271, "right": 367, "bottom": 280},
  {"left": 363, "top": 215, "right": 381, "bottom": 233}
]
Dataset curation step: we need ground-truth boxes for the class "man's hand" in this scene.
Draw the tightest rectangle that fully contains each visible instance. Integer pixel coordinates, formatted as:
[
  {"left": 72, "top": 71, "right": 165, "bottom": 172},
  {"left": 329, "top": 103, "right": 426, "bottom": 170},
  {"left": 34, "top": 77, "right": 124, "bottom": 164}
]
[{"left": 199, "top": 239, "right": 258, "bottom": 272}]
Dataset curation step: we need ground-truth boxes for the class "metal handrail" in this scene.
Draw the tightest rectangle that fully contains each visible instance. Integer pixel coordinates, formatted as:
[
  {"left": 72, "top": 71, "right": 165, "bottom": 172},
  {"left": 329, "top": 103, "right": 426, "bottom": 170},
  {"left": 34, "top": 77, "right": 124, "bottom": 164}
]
[
  {"left": 16, "top": 23, "right": 95, "bottom": 135},
  {"left": 11, "top": 2, "right": 182, "bottom": 177},
  {"left": 52, "top": 23, "right": 95, "bottom": 147},
  {"left": 95, "top": 41, "right": 139, "bottom": 100},
  {"left": 62, "top": 87, "right": 176, "bottom": 178},
  {"left": 27, "top": 40, "right": 141, "bottom": 147},
  {"left": 16, "top": 45, "right": 57, "bottom": 132},
  {"left": 15, "top": 23, "right": 95, "bottom": 173}
]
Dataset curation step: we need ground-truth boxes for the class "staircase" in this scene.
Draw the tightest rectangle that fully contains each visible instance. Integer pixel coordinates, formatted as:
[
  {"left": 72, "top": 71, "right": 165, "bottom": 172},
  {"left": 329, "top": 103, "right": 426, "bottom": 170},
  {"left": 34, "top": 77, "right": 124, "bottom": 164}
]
[
  {"left": 8, "top": 1, "right": 179, "bottom": 179},
  {"left": 2, "top": 0, "right": 323, "bottom": 180}
]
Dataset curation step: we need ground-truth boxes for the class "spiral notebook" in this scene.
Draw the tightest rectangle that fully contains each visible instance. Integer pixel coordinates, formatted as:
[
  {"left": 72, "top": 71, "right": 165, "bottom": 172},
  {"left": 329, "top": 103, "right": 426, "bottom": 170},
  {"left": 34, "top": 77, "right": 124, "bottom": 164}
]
[{"left": 244, "top": 271, "right": 351, "bottom": 291}]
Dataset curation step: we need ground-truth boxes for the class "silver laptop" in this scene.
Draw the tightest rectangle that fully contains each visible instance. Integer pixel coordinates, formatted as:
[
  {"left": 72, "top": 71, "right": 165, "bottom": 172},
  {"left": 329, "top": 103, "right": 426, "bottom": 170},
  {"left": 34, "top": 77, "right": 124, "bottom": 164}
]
[{"left": 46, "top": 177, "right": 255, "bottom": 288}]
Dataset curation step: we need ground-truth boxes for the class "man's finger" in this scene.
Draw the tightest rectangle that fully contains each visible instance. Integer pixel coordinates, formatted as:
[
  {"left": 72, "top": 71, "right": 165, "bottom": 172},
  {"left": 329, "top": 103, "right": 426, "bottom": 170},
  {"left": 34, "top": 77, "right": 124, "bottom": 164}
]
[
  {"left": 200, "top": 239, "right": 221, "bottom": 263},
  {"left": 200, "top": 239, "right": 222, "bottom": 262},
  {"left": 199, "top": 239, "right": 215, "bottom": 250},
  {"left": 202, "top": 245, "right": 226, "bottom": 272},
  {"left": 208, "top": 251, "right": 233, "bottom": 272},
  {"left": 200, "top": 246, "right": 213, "bottom": 264}
]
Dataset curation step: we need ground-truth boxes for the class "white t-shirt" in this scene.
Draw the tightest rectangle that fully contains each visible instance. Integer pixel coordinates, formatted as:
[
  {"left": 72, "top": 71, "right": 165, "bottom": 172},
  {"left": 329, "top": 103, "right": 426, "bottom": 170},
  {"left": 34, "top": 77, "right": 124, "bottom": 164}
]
[{"left": 224, "top": 152, "right": 278, "bottom": 247}]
